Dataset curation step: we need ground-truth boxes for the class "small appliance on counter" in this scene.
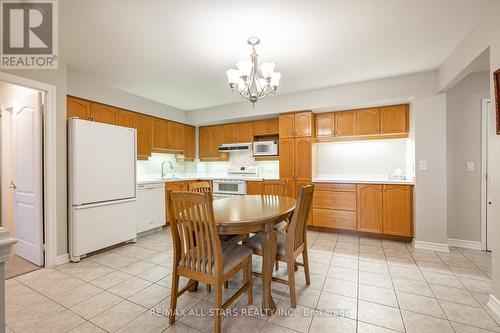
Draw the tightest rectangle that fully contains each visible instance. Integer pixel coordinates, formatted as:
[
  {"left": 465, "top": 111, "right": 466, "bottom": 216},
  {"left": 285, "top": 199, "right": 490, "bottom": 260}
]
[
  {"left": 212, "top": 165, "right": 258, "bottom": 198},
  {"left": 68, "top": 118, "right": 137, "bottom": 262},
  {"left": 253, "top": 140, "right": 278, "bottom": 156}
]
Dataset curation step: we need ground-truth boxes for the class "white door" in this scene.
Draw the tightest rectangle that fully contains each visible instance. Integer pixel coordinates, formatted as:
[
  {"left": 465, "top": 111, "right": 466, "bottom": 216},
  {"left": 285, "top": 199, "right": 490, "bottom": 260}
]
[{"left": 13, "top": 92, "right": 44, "bottom": 266}]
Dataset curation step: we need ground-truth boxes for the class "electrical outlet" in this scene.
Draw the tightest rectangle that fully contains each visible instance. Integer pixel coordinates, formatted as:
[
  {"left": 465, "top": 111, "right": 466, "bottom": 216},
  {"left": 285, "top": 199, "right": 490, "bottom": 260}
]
[
  {"left": 466, "top": 161, "right": 475, "bottom": 172},
  {"left": 419, "top": 160, "right": 427, "bottom": 170}
]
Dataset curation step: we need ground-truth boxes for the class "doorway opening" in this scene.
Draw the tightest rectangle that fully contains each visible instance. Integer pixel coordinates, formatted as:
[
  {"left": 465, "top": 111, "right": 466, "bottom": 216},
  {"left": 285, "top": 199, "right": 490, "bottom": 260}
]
[
  {"left": 1, "top": 82, "right": 45, "bottom": 278},
  {"left": 481, "top": 97, "right": 492, "bottom": 251}
]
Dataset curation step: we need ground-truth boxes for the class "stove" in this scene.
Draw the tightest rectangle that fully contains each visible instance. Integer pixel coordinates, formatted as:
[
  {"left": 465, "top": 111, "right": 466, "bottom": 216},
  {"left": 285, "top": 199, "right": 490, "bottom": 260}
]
[{"left": 212, "top": 166, "right": 258, "bottom": 198}]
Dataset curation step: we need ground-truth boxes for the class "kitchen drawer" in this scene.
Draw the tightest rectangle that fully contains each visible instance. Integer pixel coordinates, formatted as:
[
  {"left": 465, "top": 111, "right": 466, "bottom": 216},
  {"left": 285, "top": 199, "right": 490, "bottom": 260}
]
[
  {"left": 313, "top": 191, "right": 356, "bottom": 211},
  {"left": 314, "top": 183, "right": 356, "bottom": 192},
  {"left": 313, "top": 208, "right": 356, "bottom": 230}
]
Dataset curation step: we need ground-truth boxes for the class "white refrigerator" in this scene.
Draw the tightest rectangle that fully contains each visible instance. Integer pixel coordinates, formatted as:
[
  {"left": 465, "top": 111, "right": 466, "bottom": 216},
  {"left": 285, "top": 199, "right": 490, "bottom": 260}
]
[{"left": 68, "top": 118, "right": 137, "bottom": 262}]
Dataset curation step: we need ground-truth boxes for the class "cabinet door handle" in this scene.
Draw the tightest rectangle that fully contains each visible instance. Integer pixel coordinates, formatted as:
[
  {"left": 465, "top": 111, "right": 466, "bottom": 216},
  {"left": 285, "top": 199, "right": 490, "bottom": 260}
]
[
  {"left": 331, "top": 185, "right": 336, "bottom": 190},
  {"left": 332, "top": 200, "right": 336, "bottom": 204},
  {"left": 332, "top": 218, "right": 336, "bottom": 222}
]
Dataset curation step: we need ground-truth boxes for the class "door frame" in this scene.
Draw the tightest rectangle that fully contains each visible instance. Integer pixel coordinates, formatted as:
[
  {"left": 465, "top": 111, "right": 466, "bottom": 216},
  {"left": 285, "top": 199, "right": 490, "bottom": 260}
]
[
  {"left": 481, "top": 98, "right": 490, "bottom": 251},
  {"left": 0, "top": 72, "right": 57, "bottom": 266}
]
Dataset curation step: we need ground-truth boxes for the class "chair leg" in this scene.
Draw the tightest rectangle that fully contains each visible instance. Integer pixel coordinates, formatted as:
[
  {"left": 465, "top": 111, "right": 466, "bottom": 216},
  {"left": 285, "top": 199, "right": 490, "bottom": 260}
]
[
  {"left": 207, "top": 284, "right": 212, "bottom": 292},
  {"left": 287, "top": 259, "right": 297, "bottom": 308},
  {"left": 214, "top": 283, "right": 223, "bottom": 333},
  {"left": 224, "top": 281, "right": 229, "bottom": 288},
  {"left": 302, "top": 248, "right": 311, "bottom": 286},
  {"left": 245, "top": 257, "right": 253, "bottom": 305},
  {"left": 169, "top": 270, "right": 180, "bottom": 325},
  {"left": 275, "top": 261, "right": 279, "bottom": 271}
]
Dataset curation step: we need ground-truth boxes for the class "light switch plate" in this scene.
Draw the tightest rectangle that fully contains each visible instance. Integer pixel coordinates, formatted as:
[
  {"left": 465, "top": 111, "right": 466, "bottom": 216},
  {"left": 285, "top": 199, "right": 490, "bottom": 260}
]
[
  {"left": 419, "top": 160, "right": 427, "bottom": 170},
  {"left": 466, "top": 161, "right": 475, "bottom": 172}
]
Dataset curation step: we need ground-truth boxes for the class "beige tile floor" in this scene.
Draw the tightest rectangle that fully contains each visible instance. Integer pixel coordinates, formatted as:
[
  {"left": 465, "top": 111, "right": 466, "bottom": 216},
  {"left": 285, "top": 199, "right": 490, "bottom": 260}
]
[{"left": 5, "top": 228, "right": 499, "bottom": 333}]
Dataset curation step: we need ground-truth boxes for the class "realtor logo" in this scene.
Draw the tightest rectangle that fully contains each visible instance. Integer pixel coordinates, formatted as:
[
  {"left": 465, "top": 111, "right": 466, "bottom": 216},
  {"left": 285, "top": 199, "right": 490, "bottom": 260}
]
[{"left": 1, "top": 0, "right": 58, "bottom": 68}]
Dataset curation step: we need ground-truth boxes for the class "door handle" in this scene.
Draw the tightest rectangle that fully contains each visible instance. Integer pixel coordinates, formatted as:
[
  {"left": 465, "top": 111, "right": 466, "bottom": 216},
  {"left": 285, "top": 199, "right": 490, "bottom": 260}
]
[{"left": 9, "top": 181, "right": 16, "bottom": 189}]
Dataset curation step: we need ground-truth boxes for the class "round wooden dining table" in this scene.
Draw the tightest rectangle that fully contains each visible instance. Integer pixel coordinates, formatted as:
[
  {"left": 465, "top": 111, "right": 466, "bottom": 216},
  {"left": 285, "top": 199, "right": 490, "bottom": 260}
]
[{"left": 213, "top": 195, "right": 296, "bottom": 315}]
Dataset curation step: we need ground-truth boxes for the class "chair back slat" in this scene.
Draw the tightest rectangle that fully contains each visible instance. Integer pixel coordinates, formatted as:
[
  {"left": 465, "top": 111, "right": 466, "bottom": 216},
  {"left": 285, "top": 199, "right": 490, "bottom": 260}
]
[
  {"left": 189, "top": 181, "right": 212, "bottom": 194},
  {"left": 168, "top": 191, "right": 222, "bottom": 276},
  {"left": 286, "top": 185, "right": 314, "bottom": 252},
  {"left": 261, "top": 179, "right": 288, "bottom": 196}
]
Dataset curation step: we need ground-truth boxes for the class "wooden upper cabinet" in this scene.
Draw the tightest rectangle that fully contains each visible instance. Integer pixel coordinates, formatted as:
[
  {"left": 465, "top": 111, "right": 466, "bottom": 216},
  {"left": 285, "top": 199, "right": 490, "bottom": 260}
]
[
  {"left": 294, "top": 138, "right": 312, "bottom": 180},
  {"left": 236, "top": 122, "right": 253, "bottom": 143},
  {"left": 67, "top": 96, "right": 90, "bottom": 120},
  {"left": 136, "top": 114, "right": 152, "bottom": 160},
  {"left": 90, "top": 103, "right": 118, "bottom": 125},
  {"left": 168, "top": 121, "right": 184, "bottom": 151},
  {"left": 335, "top": 111, "right": 357, "bottom": 137},
  {"left": 222, "top": 123, "right": 238, "bottom": 144},
  {"left": 152, "top": 118, "right": 169, "bottom": 151},
  {"left": 383, "top": 185, "right": 412, "bottom": 237},
  {"left": 295, "top": 111, "right": 313, "bottom": 137},
  {"left": 198, "top": 126, "right": 212, "bottom": 159},
  {"left": 117, "top": 109, "right": 136, "bottom": 128},
  {"left": 357, "top": 184, "right": 383, "bottom": 234},
  {"left": 279, "top": 114, "right": 295, "bottom": 138},
  {"left": 279, "top": 138, "right": 295, "bottom": 180},
  {"left": 380, "top": 105, "right": 409, "bottom": 134},
  {"left": 279, "top": 112, "right": 313, "bottom": 138},
  {"left": 252, "top": 120, "right": 269, "bottom": 136},
  {"left": 252, "top": 118, "right": 279, "bottom": 136},
  {"left": 356, "top": 108, "right": 380, "bottom": 135},
  {"left": 316, "top": 113, "right": 335, "bottom": 137},
  {"left": 184, "top": 125, "right": 195, "bottom": 160},
  {"left": 211, "top": 125, "right": 224, "bottom": 157},
  {"left": 268, "top": 118, "right": 279, "bottom": 135}
]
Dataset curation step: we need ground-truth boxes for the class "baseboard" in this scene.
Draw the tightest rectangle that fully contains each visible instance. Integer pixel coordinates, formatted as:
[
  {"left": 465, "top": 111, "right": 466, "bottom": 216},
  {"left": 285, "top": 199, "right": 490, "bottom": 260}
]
[
  {"left": 488, "top": 294, "right": 500, "bottom": 320},
  {"left": 412, "top": 240, "right": 450, "bottom": 253},
  {"left": 448, "top": 238, "right": 482, "bottom": 250},
  {"left": 55, "top": 253, "right": 70, "bottom": 266}
]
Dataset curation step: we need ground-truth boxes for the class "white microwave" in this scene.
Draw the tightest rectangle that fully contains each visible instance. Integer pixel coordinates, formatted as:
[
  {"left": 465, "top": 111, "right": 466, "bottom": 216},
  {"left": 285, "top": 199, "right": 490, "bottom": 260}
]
[{"left": 253, "top": 140, "right": 278, "bottom": 156}]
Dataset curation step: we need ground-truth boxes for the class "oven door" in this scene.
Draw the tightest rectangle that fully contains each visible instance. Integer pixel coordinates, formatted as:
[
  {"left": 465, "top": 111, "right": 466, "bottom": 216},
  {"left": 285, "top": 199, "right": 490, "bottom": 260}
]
[{"left": 213, "top": 181, "right": 246, "bottom": 195}]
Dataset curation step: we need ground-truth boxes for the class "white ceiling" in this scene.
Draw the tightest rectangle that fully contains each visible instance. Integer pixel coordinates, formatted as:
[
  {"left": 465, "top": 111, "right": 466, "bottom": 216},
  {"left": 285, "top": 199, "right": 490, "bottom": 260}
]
[{"left": 61, "top": 0, "right": 492, "bottom": 110}]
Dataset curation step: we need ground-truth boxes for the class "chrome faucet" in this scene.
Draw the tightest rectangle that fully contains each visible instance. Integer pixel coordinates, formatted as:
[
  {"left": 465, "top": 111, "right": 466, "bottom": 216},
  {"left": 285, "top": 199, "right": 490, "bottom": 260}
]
[{"left": 161, "top": 161, "right": 174, "bottom": 178}]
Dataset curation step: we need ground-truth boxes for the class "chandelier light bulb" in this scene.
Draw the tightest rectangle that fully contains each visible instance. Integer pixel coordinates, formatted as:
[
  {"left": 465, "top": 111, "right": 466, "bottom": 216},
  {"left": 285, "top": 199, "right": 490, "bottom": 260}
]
[
  {"left": 270, "top": 72, "right": 281, "bottom": 87},
  {"left": 226, "top": 69, "right": 240, "bottom": 85},
  {"left": 260, "top": 62, "right": 275, "bottom": 79},
  {"left": 236, "top": 60, "right": 252, "bottom": 77}
]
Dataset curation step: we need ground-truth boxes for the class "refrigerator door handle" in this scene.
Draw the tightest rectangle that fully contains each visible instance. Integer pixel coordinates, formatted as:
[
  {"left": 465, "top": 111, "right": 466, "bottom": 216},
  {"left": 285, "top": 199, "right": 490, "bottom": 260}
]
[{"left": 74, "top": 198, "right": 136, "bottom": 210}]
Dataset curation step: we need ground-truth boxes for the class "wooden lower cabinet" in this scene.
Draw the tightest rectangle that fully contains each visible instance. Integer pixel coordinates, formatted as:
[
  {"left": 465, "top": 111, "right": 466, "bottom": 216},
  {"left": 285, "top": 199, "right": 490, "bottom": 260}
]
[
  {"left": 357, "top": 184, "right": 383, "bottom": 234},
  {"left": 165, "top": 181, "right": 189, "bottom": 223},
  {"left": 312, "top": 182, "right": 413, "bottom": 238},
  {"left": 383, "top": 185, "right": 413, "bottom": 236},
  {"left": 313, "top": 209, "right": 356, "bottom": 230}
]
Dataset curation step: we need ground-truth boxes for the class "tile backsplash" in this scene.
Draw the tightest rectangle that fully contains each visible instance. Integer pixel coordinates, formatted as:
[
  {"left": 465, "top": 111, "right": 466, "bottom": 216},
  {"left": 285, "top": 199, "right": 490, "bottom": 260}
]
[
  {"left": 137, "top": 153, "right": 196, "bottom": 180},
  {"left": 137, "top": 151, "right": 279, "bottom": 179}
]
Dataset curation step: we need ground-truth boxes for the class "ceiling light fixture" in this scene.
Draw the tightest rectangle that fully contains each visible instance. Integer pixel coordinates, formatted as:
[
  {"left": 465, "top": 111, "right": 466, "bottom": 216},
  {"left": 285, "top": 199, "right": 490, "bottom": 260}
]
[{"left": 226, "top": 37, "right": 281, "bottom": 105}]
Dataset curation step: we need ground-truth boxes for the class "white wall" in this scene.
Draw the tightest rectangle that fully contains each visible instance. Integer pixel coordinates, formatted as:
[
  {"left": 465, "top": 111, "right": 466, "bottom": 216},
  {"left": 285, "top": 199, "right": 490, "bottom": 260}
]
[
  {"left": 315, "top": 139, "right": 412, "bottom": 179},
  {"left": 186, "top": 72, "right": 438, "bottom": 125},
  {"left": 438, "top": 0, "right": 500, "bottom": 305},
  {"left": 414, "top": 94, "right": 448, "bottom": 246},
  {"left": 67, "top": 67, "right": 188, "bottom": 124},
  {"left": 446, "top": 71, "right": 490, "bottom": 242}
]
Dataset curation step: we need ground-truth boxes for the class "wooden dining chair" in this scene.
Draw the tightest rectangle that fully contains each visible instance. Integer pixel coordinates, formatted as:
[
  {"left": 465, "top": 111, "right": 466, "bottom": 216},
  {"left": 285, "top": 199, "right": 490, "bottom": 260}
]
[
  {"left": 243, "top": 184, "right": 314, "bottom": 308},
  {"left": 188, "top": 180, "right": 212, "bottom": 194},
  {"left": 261, "top": 179, "right": 289, "bottom": 196},
  {"left": 168, "top": 191, "right": 253, "bottom": 333}
]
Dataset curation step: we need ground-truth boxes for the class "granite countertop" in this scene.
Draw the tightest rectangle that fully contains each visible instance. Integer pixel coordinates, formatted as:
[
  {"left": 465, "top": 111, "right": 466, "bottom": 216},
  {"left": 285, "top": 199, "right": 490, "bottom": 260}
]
[{"left": 312, "top": 177, "right": 414, "bottom": 185}]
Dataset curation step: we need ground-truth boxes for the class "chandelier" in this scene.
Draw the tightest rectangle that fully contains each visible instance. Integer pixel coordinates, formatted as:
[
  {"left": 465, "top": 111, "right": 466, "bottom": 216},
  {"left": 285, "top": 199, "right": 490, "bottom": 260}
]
[{"left": 226, "top": 37, "right": 281, "bottom": 105}]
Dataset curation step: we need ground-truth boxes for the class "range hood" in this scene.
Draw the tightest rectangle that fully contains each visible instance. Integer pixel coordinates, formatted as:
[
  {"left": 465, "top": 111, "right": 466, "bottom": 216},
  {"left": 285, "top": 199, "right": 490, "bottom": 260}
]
[{"left": 218, "top": 143, "right": 252, "bottom": 152}]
